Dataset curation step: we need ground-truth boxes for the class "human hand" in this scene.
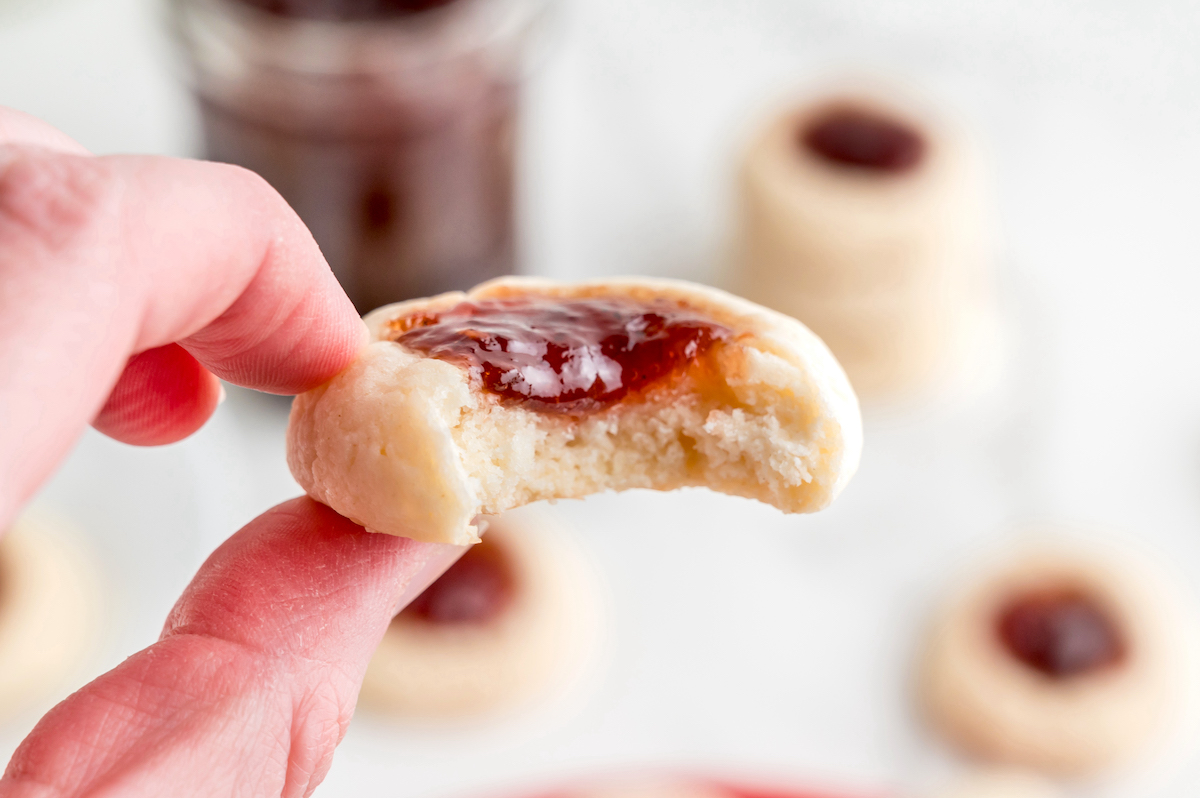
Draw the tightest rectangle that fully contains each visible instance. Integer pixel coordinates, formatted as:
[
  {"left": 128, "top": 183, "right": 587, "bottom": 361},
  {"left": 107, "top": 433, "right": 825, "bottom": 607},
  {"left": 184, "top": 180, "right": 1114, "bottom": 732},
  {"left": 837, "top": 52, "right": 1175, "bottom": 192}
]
[{"left": 0, "top": 107, "right": 463, "bottom": 796}]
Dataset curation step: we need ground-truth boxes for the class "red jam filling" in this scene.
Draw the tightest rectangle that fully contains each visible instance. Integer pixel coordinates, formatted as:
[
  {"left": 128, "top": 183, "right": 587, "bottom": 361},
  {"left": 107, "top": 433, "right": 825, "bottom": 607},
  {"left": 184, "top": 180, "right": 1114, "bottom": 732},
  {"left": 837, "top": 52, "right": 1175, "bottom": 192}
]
[
  {"left": 233, "top": 0, "right": 459, "bottom": 20},
  {"left": 996, "top": 589, "right": 1126, "bottom": 678},
  {"left": 401, "top": 536, "right": 515, "bottom": 625},
  {"left": 389, "top": 296, "right": 731, "bottom": 412},
  {"left": 801, "top": 107, "right": 924, "bottom": 173}
]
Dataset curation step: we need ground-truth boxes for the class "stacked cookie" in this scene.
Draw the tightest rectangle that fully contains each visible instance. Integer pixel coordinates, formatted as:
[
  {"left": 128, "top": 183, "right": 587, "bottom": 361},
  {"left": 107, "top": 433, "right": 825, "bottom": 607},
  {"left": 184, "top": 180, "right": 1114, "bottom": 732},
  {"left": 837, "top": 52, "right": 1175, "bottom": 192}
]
[{"left": 730, "top": 89, "right": 991, "bottom": 401}]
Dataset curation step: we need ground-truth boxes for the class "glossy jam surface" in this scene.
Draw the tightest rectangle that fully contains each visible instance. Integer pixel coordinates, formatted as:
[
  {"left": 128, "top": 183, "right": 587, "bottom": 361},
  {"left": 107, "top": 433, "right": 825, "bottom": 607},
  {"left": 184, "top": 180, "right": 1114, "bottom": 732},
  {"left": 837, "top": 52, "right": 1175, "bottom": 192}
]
[
  {"left": 802, "top": 107, "right": 924, "bottom": 173},
  {"left": 401, "top": 536, "right": 515, "bottom": 625},
  {"left": 996, "top": 590, "right": 1126, "bottom": 678},
  {"left": 232, "top": 0, "right": 459, "bottom": 20},
  {"left": 390, "top": 296, "right": 731, "bottom": 412}
]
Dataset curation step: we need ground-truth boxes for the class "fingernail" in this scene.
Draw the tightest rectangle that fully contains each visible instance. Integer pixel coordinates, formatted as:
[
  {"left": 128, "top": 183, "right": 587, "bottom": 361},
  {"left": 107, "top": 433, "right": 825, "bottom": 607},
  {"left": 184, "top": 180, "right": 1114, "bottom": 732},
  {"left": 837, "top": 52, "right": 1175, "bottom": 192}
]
[
  {"left": 392, "top": 543, "right": 467, "bottom": 615},
  {"left": 217, "top": 383, "right": 228, "bottom": 406}
]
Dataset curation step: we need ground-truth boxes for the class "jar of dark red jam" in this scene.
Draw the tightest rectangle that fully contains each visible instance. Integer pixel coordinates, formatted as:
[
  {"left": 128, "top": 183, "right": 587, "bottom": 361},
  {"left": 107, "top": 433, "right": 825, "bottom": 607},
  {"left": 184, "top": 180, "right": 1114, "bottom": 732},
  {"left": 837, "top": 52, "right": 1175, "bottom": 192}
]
[{"left": 170, "top": 0, "right": 544, "bottom": 312}]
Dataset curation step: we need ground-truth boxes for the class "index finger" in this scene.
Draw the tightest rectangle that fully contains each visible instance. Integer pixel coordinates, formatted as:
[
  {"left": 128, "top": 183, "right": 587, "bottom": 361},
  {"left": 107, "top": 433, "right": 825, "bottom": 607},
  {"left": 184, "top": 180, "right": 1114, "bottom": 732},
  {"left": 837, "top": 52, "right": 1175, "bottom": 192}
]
[{"left": 0, "top": 109, "right": 364, "bottom": 526}]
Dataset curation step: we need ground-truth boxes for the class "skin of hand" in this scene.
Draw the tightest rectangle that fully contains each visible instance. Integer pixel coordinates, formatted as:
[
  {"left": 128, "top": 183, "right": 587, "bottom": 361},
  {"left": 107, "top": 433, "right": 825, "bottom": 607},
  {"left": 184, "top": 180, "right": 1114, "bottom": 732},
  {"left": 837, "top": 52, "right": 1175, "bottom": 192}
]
[{"left": 0, "top": 107, "right": 465, "bottom": 797}]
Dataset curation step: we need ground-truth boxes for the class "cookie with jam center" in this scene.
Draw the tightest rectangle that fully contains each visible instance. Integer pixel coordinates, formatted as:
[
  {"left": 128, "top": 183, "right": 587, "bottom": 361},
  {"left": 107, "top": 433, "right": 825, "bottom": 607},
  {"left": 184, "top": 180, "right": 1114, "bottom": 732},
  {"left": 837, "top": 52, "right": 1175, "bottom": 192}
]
[
  {"left": 920, "top": 545, "right": 1188, "bottom": 774},
  {"left": 287, "top": 276, "right": 862, "bottom": 544},
  {"left": 729, "top": 86, "right": 993, "bottom": 402},
  {"left": 359, "top": 507, "right": 598, "bottom": 716}
]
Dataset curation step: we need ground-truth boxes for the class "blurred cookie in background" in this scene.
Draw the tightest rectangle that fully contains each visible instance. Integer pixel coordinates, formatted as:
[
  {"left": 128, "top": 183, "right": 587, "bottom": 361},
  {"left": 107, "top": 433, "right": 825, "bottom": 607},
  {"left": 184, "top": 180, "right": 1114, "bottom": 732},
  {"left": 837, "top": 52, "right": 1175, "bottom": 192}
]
[
  {"left": 529, "top": 775, "right": 876, "bottom": 798},
  {"left": 724, "top": 780, "right": 881, "bottom": 798},
  {"left": 919, "top": 542, "right": 1191, "bottom": 774},
  {"left": 921, "top": 771, "right": 1058, "bottom": 798},
  {"left": 729, "top": 83, "right": 996, "bottom": 405},
  {"left": 0, "top": 513, "right": 102, "bottom": 721},
  {"left": 565, "top": 777, "right": 737, "bottom": 798},
  {"left": 360, "top": 506, "right": 599, "bottom": 718}
]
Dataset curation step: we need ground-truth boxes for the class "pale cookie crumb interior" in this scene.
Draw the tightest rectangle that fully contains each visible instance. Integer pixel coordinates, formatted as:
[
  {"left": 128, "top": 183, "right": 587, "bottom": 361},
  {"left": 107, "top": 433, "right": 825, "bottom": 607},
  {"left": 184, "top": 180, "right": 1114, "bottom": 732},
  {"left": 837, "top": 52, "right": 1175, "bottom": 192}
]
[{"left": 455, "top": 343, "right": 830, "bottom": 518}]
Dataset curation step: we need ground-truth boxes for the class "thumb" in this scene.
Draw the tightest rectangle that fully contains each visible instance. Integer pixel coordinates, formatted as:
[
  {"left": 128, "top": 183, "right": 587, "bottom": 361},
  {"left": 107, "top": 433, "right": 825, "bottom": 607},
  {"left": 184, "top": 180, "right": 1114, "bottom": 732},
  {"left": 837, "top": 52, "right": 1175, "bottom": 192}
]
[{"left": 1, "top": 498, "right": 463, "bottom": 798}]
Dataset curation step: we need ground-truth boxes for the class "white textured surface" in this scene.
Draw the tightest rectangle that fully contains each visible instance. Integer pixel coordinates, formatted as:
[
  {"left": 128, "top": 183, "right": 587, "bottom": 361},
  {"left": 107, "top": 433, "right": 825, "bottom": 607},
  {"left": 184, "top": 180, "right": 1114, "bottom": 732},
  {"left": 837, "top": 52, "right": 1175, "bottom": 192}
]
[{"left": 3, "top": 0, "right": 1200, "bottom": 796}]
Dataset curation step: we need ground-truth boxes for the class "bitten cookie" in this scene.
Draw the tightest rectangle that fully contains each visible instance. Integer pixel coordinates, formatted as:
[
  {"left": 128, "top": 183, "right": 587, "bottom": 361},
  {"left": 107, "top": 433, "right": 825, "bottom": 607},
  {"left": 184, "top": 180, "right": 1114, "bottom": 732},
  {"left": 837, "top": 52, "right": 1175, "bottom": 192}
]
[
  {"left": 288, "top": 276, "right": 862, "bottom": 544},
  {"left": 360, "top": 507, "right": 597, "bottom": 716},
  {"left": 920, "top": 545, "right": 1186, "bottom": 774}
]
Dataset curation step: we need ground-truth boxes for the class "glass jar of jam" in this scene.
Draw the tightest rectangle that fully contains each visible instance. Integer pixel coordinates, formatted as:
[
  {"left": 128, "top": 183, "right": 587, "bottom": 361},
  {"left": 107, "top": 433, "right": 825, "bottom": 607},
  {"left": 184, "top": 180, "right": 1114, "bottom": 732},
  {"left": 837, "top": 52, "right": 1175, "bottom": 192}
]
[{"left": 170, "top": 0, "right": 545, "bottom": 313}]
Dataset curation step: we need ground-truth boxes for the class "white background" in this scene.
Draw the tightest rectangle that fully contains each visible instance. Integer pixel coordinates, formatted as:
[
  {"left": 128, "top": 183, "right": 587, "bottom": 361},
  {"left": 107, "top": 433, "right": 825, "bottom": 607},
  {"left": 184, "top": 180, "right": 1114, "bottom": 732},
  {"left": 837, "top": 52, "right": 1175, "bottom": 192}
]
[{"left": 2, "top": 0, "right": 1200, "bottom": 796}]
